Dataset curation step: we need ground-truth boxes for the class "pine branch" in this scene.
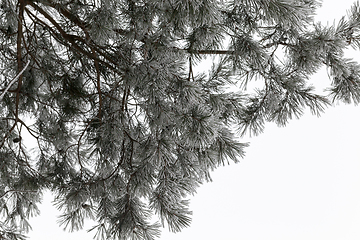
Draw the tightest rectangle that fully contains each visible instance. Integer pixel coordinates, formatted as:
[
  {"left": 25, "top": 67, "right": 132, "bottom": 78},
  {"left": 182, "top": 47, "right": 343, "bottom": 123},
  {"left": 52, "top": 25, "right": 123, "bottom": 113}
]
[
  {"left": 15, "top": 0, "right": 26, "bottom": 120},
  {"left": 189, "top": 50, "right": 236, "bottom": 55},
  {"left": 2, "top": 1, "right": 360, "bottom": 239},
  {"left": 27, "top": 3, "right": 122, "bottom": 74},
  {"left": 0, "top": 60, "right": 30, "bottom": 102},
  {"left": 0, "top": 189, "right": 37, "bottom": 199},
  {"left": 92, "top": 49, "right": 103, "bottom": 119},
  {"left": 42, "top": 0, "right": 89, "bottom": 35}
]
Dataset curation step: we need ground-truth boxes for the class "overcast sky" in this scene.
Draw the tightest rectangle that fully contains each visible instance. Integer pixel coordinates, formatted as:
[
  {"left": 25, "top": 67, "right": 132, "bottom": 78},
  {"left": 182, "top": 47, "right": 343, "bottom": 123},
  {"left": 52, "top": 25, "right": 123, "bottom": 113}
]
[{"left": 28, "top": 1, "right": 360, "bottom": 240}]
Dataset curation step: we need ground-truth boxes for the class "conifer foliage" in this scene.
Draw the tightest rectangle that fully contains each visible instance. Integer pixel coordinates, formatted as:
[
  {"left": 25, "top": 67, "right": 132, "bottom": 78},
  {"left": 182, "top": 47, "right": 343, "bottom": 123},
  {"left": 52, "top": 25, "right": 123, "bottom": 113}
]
[{"left": 1, "top": 0, "right": 360, "bottom": 239}]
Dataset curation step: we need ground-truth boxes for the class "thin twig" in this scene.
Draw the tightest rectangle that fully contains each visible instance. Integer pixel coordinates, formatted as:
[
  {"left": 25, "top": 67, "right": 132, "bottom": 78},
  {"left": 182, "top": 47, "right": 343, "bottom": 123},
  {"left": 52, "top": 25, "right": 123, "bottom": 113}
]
[
  {"left": 0, "top": 189, "right": 37, "bottom": 199},
  {"left": 0, "top": 60, "right": 30, "bottom": 102}
]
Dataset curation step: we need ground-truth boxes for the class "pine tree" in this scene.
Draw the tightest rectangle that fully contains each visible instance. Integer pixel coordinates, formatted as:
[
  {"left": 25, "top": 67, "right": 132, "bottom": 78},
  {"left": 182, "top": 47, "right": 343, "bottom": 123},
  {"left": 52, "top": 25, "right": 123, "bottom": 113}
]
[{"left": 1, "top": 0, "right": 360, "bottom": 239}]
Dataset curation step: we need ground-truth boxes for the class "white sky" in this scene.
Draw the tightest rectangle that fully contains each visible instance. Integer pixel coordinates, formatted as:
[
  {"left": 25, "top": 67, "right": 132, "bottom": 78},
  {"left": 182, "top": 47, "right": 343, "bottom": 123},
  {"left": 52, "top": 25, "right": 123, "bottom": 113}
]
[{"left": 28, "top": 1, "right": 360, "bottom": 240}]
